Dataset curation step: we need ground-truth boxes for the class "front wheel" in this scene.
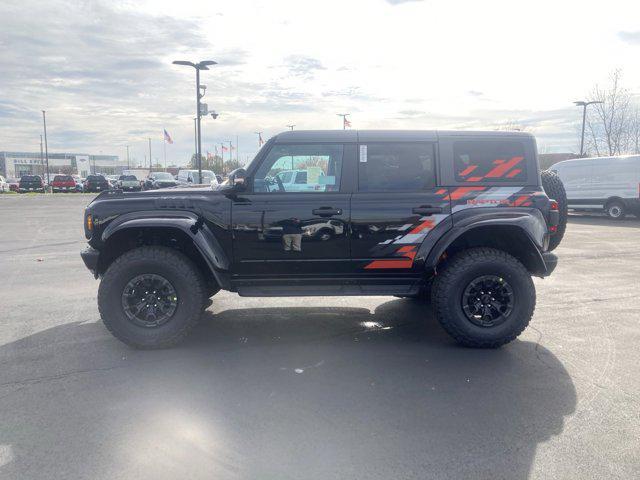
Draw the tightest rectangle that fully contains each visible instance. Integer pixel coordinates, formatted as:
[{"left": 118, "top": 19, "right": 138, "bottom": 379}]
[
  {"left": 432, "top": 248, "right": 535, "bottom": 348},
  {"left": 98, "top": 246, "right": 206, "bottom": 348}
]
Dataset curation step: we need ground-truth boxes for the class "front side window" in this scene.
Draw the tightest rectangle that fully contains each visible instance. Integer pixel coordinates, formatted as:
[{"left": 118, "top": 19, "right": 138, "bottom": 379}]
[
  {"left": 454, "top": 140, "right": 527, "bottom": 183},
  {"left": 358, "top": 143, "right": 435, "bottom": 192},
  {"left": 254, "top": 144, "right": 343, "bottom": 193}
]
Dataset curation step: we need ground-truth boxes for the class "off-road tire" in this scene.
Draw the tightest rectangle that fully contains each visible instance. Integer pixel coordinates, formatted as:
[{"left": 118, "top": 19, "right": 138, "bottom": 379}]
[
  {"left": 432, "top": 248, "right": 535, "bottom": 348},
  {"left": 605, "top": 199, "right": 626, "bottom": 220},
  {"left": 98, "top": 246, "right": 206, "bottom": 349},
  {"left": 541, "top": 170, "right": 567, "bottom": 251}
]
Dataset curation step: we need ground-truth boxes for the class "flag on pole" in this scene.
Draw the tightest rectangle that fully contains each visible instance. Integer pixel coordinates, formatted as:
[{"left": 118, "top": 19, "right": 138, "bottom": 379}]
[
  {"left": 221, "top": 145, "right": 228, "bottom": 152},
  {"left": 230, "top": 144, "right": 235, "bottom": 151},
  {"left": 164, "top": 129, "right": 173, "bottom": 144},
  {"left": 207, "top": 151, "right": 213, "bottom": 160},
  {"left": 258, "top": 132, "right": 264, "bottom": 146},
  {"left": 344, "top": 117, "right": 352, "bottom": 128}
]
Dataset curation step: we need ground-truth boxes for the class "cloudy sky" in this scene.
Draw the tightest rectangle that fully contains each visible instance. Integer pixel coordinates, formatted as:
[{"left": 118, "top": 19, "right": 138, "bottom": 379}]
[{"left": 1, "top": 0, "right": 639, "bottom": 165}]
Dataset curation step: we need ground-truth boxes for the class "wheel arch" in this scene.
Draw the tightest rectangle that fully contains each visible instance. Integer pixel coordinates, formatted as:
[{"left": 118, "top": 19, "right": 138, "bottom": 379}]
[
  {"left": 98, "top": 213, "right": 230, "bottom": 289},
  {"left": 425, "top": 223, "right": 547, "bottom": 277}
]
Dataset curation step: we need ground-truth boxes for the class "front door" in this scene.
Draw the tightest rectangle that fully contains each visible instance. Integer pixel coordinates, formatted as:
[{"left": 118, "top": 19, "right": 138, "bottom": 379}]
[
  {"left": 232, "top": 142, "right": 350, "bottom": 277},
  {"left": 350, "top": 141, "right": 452, "bottom": 277}
]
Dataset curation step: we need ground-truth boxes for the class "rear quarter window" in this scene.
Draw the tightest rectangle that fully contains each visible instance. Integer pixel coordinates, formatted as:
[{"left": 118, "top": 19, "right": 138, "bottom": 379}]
[{"left": 454, "top": 140, "right": 527, "bottom": 183}]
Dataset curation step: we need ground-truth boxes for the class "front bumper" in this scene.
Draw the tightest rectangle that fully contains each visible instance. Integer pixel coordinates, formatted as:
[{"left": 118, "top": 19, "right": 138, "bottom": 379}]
[
  {"left": 80, "top": 246, "right": 100, "bottom": 277},
  {"left": 541, "top": 252, "right": 558, "bottom": 276}
]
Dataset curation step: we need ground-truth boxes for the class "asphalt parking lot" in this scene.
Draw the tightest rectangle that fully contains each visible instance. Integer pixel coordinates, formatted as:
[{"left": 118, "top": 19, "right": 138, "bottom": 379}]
[{"left": 0, "top": 194, "right": 639, "bottom": 480}]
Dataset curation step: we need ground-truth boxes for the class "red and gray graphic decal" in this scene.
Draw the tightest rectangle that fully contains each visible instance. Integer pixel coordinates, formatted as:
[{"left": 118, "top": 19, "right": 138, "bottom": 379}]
[
  {"left": 450, "top": 186, "right": 538, "bottom": 212},
  {"left": 457, "top": 156, "right": 525, "bottom": 182},
  {"left": 363, "top": 212, "right": 450, "bottom": 270}
]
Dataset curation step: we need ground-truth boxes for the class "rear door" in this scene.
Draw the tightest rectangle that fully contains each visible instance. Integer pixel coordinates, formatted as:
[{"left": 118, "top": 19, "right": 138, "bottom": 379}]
[
  {"left": 350, "top": 140, "right": 451, "bottom": 277},
  {"left": 231, "top": 142, "right": 353, "bottom": 277}
]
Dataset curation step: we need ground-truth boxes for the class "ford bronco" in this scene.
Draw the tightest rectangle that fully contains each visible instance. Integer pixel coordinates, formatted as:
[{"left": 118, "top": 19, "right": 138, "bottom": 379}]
[{"left": 81, "top": 130, "right": 564, "bottom": 349}]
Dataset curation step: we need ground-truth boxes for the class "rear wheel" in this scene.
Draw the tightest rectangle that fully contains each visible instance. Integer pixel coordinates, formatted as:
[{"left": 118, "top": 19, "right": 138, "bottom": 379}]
[
  {"left": 98, "top": 246, "right": 205, "bottom": 349},
  {"left": 605, "top": 200, "right": 626, "bottom": 220},
  {"left": 540, "top": 170, "right": 567, "bottom": 251},
  {"left": 432, "top": 248, "right": 535, "bottom": 348}
]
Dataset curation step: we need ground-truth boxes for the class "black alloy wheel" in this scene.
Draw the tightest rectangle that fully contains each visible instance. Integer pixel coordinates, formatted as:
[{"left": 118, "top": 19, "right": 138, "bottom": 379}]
[{"left": 461, "top": 275, "right": 514, "bottom": 328}]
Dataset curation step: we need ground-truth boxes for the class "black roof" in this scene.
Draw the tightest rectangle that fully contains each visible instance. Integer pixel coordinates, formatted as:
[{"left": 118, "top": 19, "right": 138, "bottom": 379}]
[{"left": 273, "top": 129, "right": 533, "bottom": 143}]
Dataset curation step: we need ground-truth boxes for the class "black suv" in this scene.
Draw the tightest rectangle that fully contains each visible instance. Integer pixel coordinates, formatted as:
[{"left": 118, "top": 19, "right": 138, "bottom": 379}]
[
  {"left": 84, "top": 174, "right": 110, "bottom": 193},
  {"left": 19, "top": 175, "right": 45, "bottom": 193},
  {"left": 81, "top": 130, "right": 565, "bottom": 349}
]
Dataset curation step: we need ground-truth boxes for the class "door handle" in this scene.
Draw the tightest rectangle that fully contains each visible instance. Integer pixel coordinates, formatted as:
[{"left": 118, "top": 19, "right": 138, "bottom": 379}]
[
  {"left": 312, "top": 207, "right": 342, "bottom": 217},
  {"left": 412, "top": 205, "right": 443, "bottom": 216}
]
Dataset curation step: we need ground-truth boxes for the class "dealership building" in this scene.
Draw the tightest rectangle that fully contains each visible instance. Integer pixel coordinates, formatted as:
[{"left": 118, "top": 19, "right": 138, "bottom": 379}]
[{"left": 0, "top": 151, "right": 124, "bottom": 178}]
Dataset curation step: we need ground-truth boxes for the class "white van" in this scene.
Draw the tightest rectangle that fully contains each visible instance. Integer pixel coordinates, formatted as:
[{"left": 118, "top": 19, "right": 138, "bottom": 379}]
[{"left": 550, "top": 155, "right": 640, "bottom": 219}]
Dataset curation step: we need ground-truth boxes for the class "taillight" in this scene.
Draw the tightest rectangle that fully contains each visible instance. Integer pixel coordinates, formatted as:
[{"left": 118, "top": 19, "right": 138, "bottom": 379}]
[
  {"left": 86, "top": 214, "right": 93, "bottom": 231},
  {"left": 549, "top": 200, "right": 559, "bottom": 211}
]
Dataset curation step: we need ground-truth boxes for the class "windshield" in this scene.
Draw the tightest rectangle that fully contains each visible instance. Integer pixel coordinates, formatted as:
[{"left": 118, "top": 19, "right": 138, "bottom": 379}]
[
  {"left": 119, "top": 175, "right": 137, "bottom": 181},
  {"left": 21, "top": 175, "right": 40, "bottom": 181}
]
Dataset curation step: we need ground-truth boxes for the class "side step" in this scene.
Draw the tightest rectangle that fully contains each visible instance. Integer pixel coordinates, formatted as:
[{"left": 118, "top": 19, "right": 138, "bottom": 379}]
[{"left": 235, "top": 283, "right": 421, "bottom": 297}]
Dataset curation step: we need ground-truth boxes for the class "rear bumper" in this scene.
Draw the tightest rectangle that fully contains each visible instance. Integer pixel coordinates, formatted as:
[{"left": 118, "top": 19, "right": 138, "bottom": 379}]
[
  {"left": 80, "top": 246, "right": 100, "bottom": 276},
  {"left": 541, "top": 252, "right": 558, "bottom": 276}
]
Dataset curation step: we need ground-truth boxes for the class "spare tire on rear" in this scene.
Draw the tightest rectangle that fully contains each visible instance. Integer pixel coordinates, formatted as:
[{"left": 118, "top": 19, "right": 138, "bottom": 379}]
[{"left": 541, "top": 170, "right": 568, "bottom": 251}]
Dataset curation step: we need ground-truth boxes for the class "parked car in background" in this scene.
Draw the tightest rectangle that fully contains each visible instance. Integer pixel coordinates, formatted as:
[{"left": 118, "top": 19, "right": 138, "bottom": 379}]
[
  {"left": 72, "top": 175, "right": 84, "bottom": 192},
  {"left": 6, "top": 178, "right": 20, "bottom": 192},
  {"left": 50, "top": 174, "right": 77, "bottom": 192},
  {"left": 83, "top": 174, "right": 110, "bottom": 193},
  {"left": 176, "top": 169, "right": 218, "bottom": 186},
  {"left": 19, "top": 175, "right": 45, "bottom": 193},
  {"left": 143, "top": 172, "right": 178, "bottom": 190},
  {"left": 106, "top": 175, "right": 120, "bottom": 189},
  {"left": 272, "top": 168, "right": 328, "bottom": 192},
  {"left": 0, "top": 175, "right": 9, "bottom": 192},
  {"left": 550, "top": 154, "right": 640, "bottom": 219},
  {"left": 117, "top": 174, "right": 142, "bottom": 191}
]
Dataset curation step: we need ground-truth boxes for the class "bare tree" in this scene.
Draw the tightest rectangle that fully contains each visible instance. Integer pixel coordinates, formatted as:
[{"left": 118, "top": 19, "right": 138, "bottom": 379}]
[
  {"left": 585, "top": 70, "right": 633, "bottom": 156},
  {"left": 627, "top": 104, "right": 640, "bottom": 155}
]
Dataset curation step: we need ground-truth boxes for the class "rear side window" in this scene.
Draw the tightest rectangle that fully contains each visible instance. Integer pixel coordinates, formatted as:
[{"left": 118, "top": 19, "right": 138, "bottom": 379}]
[
  {"left": 294, "top": 171, "right": 307, "bottom": 184},
  {"left": 358, "top": 143, "right": 435, "bottom": 192},
  {"left": 454, "top": 140, "right": 527, "bottom": 183}
]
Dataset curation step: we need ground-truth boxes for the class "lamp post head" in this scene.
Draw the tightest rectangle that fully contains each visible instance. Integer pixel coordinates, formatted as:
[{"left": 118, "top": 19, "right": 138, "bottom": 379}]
[{"left": 172, "top": 60, "right": 196, "bottom": 67}]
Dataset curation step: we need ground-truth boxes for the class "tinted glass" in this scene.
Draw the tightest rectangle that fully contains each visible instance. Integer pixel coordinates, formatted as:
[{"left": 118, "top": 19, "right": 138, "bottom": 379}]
[
  {"left": 254, "top": 144, "right": 343, "bottom": 193},
  {"left": 454, "top": 140, "right": 527, "bottom": 183},
  {"left": 154, "top": 172, "right": 173, "bottom": 179},
  {"left": 121, "top": 175, "right": 137, "bottom": 181},
  {"left": 358, "top": 143, "right": 435, "bottom": 192},
  {"left": 294, "top": 171, "right": 307, "bottom": 184},
  {"left": 87, "top": 175, "right": 104, "bottom": 181}
]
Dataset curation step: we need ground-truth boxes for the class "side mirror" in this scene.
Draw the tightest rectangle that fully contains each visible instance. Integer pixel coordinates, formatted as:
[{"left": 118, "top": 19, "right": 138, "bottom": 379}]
[{"left": 227, "top": 168, "right": 247, "bottom": 191}]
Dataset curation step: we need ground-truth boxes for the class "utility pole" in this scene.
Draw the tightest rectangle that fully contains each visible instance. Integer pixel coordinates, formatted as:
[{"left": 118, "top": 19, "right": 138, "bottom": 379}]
[
  {"left": 286, "top": 124, "right": 295, "bottom": 131},
  {"left": 40, "top": 135, "right": 44, "bottom": 176},
  {"left": 148, "top": 138, "right": 152, "bottom": 170},
  {"left": 42, "top": 110, "right": 50, "bottom": 185},
  {"left": 126, "top": 145, "right": 130, "bottom": 170},
  {"left": 236, "top": 134, "right": 239, "bottom": 163},
  {"left": 574, "top": 100, "right": 603, "bottom": 157}
]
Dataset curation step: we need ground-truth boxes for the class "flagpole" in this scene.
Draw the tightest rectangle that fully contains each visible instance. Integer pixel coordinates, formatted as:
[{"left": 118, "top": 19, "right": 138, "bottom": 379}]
[{"left": 163, "top": 130, "right": 167, "bottom": 171}]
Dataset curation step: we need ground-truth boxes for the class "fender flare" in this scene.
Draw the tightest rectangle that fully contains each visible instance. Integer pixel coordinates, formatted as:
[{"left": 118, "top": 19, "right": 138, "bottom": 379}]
[
  {"left": 101, "top": 211, "right": 230, "bottom": 286},
  {"left": 419, "top": 210, "right": 548, "bottom": 276}
]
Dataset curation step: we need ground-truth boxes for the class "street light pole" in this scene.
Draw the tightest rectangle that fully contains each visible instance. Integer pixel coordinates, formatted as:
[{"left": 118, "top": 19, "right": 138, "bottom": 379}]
[
  {"left": 286, "top": 124, "right": 295, "bottom": 131},
  {"left": 126, "top": 145, "right": 130, "bottom": 170},
  {"left": 574, "top": 100, "right": 603, "bottom": 157},
  {"left": 42, "top": 110, "right": 50, "bottom": 185},
  {"left": 173, "top": 59, "right": 217, "bottom": 183},
  {"left": 40, "top": 135, "right": 44, "bottom": 176}
]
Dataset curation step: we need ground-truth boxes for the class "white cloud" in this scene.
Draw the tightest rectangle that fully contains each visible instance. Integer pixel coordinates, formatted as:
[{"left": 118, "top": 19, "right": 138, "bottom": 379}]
[{"left": 1, "top": 0, "right": 639, "bottom": 164}]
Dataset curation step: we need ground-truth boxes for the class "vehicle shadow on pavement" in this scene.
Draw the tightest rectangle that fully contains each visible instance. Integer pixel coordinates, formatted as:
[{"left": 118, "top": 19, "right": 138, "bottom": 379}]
[{"left": 0, "top": 298, "right": 576, "bottom": 480}]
